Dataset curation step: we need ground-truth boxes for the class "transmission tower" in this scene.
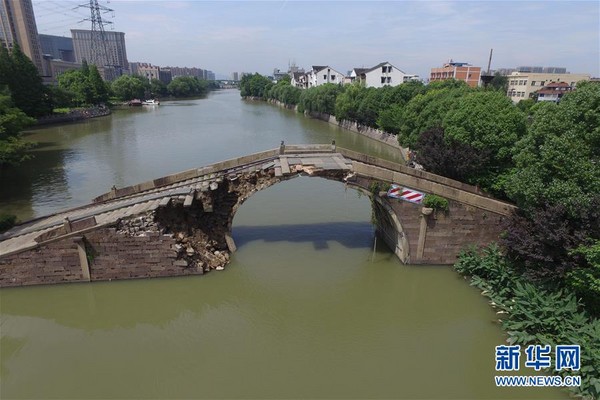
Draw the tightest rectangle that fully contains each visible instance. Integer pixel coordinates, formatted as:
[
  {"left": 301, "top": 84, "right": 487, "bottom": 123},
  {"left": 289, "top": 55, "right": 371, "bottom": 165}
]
[{"left": 77, "top": 0, "right": 113, "bottom": 67}]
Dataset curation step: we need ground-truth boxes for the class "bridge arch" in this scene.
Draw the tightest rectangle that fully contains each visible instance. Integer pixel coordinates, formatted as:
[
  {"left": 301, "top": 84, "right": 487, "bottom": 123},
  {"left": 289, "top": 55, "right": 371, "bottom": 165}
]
[{"left": 0, "top": 144, "right": 513, "bottom": 287}]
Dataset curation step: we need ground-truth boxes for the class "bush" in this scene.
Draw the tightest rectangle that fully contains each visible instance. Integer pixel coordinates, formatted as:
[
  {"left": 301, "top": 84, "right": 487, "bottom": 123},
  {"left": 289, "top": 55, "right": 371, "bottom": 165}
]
[
  {"left": 422, "top": 194, "right": 449, "bottom": 212},
  {"left": 454, "top": 245, "right": 600, "bottom": 399},
  {"left": 368, "top": 180, "right": 391, "bottom": 196}
]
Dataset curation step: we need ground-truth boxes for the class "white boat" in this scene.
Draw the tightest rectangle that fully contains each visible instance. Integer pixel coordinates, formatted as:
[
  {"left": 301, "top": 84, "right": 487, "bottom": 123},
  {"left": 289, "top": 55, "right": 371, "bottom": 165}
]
[{"left": 142, "top": 99, "right": 160, "bottom": 105}]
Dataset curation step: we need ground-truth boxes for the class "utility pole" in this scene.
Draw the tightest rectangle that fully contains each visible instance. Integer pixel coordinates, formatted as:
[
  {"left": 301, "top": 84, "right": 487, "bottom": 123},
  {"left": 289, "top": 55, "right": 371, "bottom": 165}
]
[{"left": 77, "top": 0, "right": 113, "bottom": 67}]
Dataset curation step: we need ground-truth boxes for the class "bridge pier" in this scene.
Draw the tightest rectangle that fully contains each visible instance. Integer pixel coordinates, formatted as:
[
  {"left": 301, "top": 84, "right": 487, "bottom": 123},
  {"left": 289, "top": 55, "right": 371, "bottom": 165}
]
[{"left": 372, "top": 195, "right": 410, "bottom": 264}]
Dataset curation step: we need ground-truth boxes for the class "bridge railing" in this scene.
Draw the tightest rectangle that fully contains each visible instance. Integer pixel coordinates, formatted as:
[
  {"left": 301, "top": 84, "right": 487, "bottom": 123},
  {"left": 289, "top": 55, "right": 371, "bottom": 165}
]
[
  {"left": 93, "top": 148, "right": 281, "bottom": 203},
  {"left": 336, "top": 147, "right": 487, "bottom": 198}
]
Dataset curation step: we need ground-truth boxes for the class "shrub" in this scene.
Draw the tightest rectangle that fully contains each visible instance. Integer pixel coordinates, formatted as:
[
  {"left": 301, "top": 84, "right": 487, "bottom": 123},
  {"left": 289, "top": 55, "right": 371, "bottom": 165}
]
[{"left": 422, "top": 194, "right": 449, "bottom": 212}]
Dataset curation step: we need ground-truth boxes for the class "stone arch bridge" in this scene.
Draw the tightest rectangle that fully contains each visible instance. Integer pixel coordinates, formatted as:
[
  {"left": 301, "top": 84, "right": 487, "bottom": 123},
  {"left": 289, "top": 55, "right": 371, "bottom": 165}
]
[{"left": 0, "top": 144, "right": 515, "bottom": 287}]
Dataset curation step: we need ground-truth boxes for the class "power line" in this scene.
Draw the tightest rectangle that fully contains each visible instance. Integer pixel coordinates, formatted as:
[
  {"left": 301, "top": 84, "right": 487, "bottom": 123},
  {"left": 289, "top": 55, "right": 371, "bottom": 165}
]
[{"left": 76, "top": 0, "right": 113, "bottom": 66}]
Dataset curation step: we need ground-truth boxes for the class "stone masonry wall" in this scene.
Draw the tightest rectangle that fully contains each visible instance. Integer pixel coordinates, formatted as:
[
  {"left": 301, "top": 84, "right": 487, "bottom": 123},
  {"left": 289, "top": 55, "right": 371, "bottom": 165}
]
[
  {"left": 389, "top": 199, "right": 506, "bottom": 264},
  {"left": 84, "top": 225, "right": 204, "bottom": 281},
  {"left": 0, "top": 239, "right": 84, "bottom": 287}
]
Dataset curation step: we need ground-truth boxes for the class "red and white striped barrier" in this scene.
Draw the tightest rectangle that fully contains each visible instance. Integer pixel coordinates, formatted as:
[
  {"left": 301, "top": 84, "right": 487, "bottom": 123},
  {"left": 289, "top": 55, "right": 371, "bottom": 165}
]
[{"left": 387, "top": 184, "right": 424, "bottom": 204}]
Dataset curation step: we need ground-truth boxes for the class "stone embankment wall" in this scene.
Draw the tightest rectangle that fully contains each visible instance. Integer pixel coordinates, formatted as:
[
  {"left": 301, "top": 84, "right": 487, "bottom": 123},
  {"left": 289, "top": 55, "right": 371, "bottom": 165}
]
[
  {"left": 244, "top": 97, "right": 406, "bottom": 156},
  {"left": 36, "top": 106, "right": 111, "bottom": 126}
]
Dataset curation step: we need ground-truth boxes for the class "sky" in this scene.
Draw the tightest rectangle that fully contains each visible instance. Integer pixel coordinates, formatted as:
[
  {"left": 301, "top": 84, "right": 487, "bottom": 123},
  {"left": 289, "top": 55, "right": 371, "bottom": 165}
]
[{"left": 32, "top": 0, "right": 600, "bottom": 80}]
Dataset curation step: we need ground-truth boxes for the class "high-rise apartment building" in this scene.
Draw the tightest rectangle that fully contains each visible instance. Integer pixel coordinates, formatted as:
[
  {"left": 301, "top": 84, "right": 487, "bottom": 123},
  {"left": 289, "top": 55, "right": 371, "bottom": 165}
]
[
  {"left": 0, "top": 0, "right": 45, "bottom": 74},
  {"left": 71, "top": 29, "right": 129, "bottom": 78},
  {"left": 39, "top": 34, "right": 74, "bottom": 62},
  {"left": 429, "top": 61, "right": 481, "bottom": 88}
]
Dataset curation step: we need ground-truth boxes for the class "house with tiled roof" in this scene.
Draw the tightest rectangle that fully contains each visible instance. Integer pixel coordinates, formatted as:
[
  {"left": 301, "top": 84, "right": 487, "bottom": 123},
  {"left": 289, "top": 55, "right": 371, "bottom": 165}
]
[
  {"left": 536, "top": 81, "right": 573, "bottom": 103},
  {"left": 305, "top": 65, "right": 345, "bottom": 88},
  {"left": 349, "top": 62, "right": 409, "bottom": 88}
]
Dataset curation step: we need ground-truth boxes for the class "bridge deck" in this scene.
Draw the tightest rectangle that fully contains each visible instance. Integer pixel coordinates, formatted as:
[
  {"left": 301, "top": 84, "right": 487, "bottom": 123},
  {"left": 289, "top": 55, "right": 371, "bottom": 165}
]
[
  {"left": 0, "top": 151, "right": 352, "bottom": 257},
  {"left": 0, "top": 145, "right": 515, "bottom": 258}
]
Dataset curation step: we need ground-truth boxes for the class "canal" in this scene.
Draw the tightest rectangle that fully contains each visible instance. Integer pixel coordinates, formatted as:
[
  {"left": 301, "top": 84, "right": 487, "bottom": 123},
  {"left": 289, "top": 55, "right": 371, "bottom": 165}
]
[{"left": 0, "top": 90, "right": 565, "bottom": 398}]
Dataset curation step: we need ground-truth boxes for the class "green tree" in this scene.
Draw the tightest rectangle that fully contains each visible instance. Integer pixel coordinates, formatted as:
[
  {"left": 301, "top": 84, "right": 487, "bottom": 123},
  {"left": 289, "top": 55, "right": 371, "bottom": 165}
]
[
  {"left": 505, "top": 82, "right": 600, "bottom": 214},
  {"left": 0, "top": 46, "right": 11, "bottom": 84},
  {"left": 111, "top": 74, "right": 148, "bottom": 100},
  {"left": 334, "top": 83, "right": 366, "bottom": 121},
  {"left": 489, "top": 72, "right": 508, "bottom": 92},
  {"left": 46, "top": 85, "right": 75, "bottom": 109},
  {"left": 57, "top": 69, "right": 89, "bottom": 106},
  {"left": 376, "top": 81, "right": 427, "bottom": 134},
  {"left": 0, "top": 90, "right": 36, "bottom": 168},
  {"left": 397, "top": 82, "right": 471, "bottom": 148},
  {"left": 568, "top": 240, "right": 600, "bottom": 315},
  {"left": 299, "top": 83, "right": 342, "bottom": 115},
  {"left": 167, "top": 76, "right": 208, "bottom": 97},
  {"left": 1, "top": 43, "right": 51, "bottom": 117},
  {"left": 149, "top": 79, "right": 168, "bottom": 97},
  {"left": 88, "top": 65, "right": 109, "bottom": 104},
  {"left": 443, "top": 90, "right": 527, "bottom": 191},
  {"left": 240, "top": 73, "right": 273, "bottom": 98},
  {"left": 415, "top": 127, "right": 492, "bottom": 183}
]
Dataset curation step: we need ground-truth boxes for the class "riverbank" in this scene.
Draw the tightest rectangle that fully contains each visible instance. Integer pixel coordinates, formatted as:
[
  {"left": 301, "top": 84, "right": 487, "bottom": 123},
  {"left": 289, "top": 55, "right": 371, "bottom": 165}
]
[
  {"left": 244, "top": 96, "right": 409, "bottom": 161},
  {"left": 36, "top": 106, "right": 111, "bottom": 126}
]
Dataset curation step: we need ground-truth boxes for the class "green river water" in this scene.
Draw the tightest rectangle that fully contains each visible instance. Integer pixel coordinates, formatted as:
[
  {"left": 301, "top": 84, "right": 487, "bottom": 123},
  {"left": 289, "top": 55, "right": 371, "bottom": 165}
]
[{"left": 0, "top": 90, "right": 566, "bottom": 399}]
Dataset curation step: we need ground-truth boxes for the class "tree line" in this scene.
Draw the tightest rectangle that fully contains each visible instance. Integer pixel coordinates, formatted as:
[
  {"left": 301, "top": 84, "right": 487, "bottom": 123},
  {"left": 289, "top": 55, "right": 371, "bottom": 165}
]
[
  {"left": 242, "top": 73, "right": 599, "bottom": 313},
  {"left": 0, "top": 44, "right": 218, "bottom": 171},
  {"left": 241, "top": 74, "right": 600, "bottom": 396}
]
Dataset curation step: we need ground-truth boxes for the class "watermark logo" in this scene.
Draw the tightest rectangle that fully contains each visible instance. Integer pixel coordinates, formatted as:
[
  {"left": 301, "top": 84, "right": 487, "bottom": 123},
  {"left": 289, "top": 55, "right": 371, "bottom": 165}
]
[
  {"left": 525, "top": 344, "right": 552, "bottom": 371},
  {"left": 494, "top": 344, "right": 581, "bottom": 387},
  {"left": 555, "top": 345, "right": 580, "bottom": 371},
  {"left": 495, "top": 345, "right": 521, "bottom": 371}
]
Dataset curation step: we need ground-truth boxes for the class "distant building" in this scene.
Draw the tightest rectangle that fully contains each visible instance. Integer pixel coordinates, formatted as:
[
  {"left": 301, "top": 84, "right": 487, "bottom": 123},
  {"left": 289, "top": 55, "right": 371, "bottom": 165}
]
[
  {"left": 273, "top": 68, "right": 287, "bottom": 82},
  {"left": 46, "top": 58, "right": 81, "bottom": 82},
  {"left": 0, "top": 0, "right": 45, "bottom": 74},
  {"left": 291, "top": 72, "right": 306, "bottom": 88},
  {"left": 517, "top": 66, "right": 567, "bottom": 74},
  {"left": 350, "top": 62, "right": 408, "bottom": 88},
  {"left": 39, "top": 34, "right": 74, "bottom": 62},
  {"left": 158, "top": 68, "right": 172, "bottom": 84},
  {"left": 232, "top": 72, "right": 239, "bottom": 81},
  {"left": 493, "top": 68, "right": 516, "bottom": 76},
  {"left": 167, "top": 66, "right": 203, "bottom": 78},
  {"left": 306, "top": 65, "right": 344, "bottom": 88},
  {"left": 131, "top": 62, "right": 160, "bottom": 82},
  {"left": 535, "top": 81, "right": 573, "bottom": 103},
  {"left": 429, "top": 61, "right": 481, "bottom": 88},
  {"left": 506, "top": 71, "right": 590, "bottom": 102},
  {"left": 71, "top": 29, "right": 129, "bottom": 79}
]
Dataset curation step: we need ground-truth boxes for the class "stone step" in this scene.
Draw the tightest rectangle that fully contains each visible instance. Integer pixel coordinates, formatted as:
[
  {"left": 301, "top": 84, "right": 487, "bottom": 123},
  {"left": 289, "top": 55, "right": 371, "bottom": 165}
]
[{"left": 280, "top": 157, "right": 291, "bottom": 174}]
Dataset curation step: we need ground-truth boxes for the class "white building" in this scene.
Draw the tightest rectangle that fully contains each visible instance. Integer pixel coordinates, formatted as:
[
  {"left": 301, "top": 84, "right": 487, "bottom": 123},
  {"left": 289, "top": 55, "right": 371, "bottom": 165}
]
[
  {"left": 306, "top": 65, "right": 345, "bottom": 87},
  {"left": 350, "top": 62, "right": 408, "bottom": 88},
  {"left": 291, "top": 72, "right": 306, "bottom": 88}
]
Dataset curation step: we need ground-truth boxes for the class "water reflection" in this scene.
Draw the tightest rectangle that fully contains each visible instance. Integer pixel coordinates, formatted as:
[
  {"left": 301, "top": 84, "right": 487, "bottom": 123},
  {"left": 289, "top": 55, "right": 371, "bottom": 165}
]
[{"left": 233, "top": 221, "right": 373, "bottom": 250}]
